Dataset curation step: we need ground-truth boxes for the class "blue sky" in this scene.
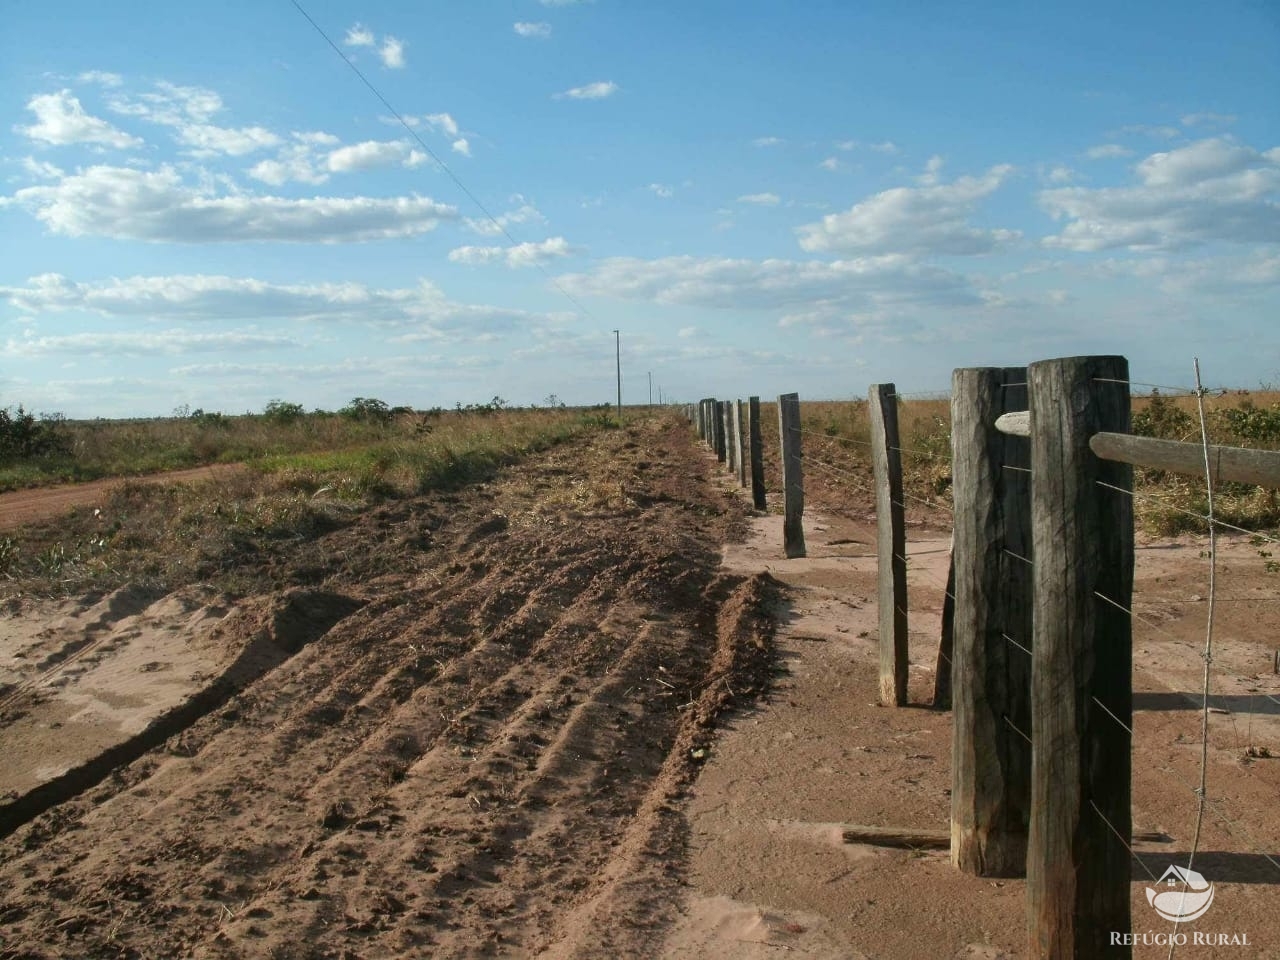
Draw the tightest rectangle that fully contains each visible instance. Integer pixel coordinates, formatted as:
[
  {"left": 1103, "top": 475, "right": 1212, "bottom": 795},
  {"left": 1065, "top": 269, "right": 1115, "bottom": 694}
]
[{"left": 2, "top": 0, "right": 1278, "bottom": 417}]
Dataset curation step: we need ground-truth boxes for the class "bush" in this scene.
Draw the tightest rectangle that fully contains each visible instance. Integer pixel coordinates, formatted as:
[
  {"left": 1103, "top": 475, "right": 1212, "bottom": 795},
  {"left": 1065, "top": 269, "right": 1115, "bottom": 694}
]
[
  {"left": 0, "top": 406, "right": 70, "bottom": 460},
  {"left": 190, "top": 408, "right": 229, "bottom": 428},
  {"left": 263, "top": 400, "right": 305, "bottom": 424},
  {"left": 1217, "top": 400, "right": 1280, "bottom": 444},
  {"left": 339, "top": 397, "right": 393, "bottom": 424},
  {"left": 1131, "top": 391, "right": 1193, "bottom": 440}
]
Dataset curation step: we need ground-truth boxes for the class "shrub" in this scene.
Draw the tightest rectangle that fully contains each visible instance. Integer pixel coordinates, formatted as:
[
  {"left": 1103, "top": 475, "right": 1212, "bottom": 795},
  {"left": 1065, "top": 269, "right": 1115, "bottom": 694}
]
[
  {"left": 339, "top": 397, "right": 393, "bottom": 424},
  {"left": 0, "top": 406, "right": 70, "bottom": 460},
  {"left": 1131, "top": 391, "right": 1193, "bottom": 440},
  {"left": 263, "top": 400, "right": 305, "bottom": 424}
]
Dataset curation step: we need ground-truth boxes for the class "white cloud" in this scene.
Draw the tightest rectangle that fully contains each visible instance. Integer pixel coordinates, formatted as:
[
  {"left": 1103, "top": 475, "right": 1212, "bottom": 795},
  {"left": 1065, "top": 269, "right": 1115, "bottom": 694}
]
[
  {"left": 1044, "top": 165, "right": 1078, "bottom": 185},
  {"left": 77, "top": 71, "right": 123, "bottom": 88},
  {"left": 3, "top": 164, "right": 458, "bottom": 243},
  {"left": 870, "top": 141, "right": 899, "bottom": 155},
  {"left": 0, "top": 273, "right": 550, "bottom": 336},
  {"left": 649, "top": 183, "right": 674, "bottom": 198},
  {"left": 177, "top": 123, "right": 281, "bottom": 156},
  {"left": 1041, "top": 138, "right": 1280, "bottom": 251},
  {"left": 325, "top": 139, "right": 421, "bottom": 172},
  {"left": 737, "top": 192, "right": 780, "bottom": 206},
  {"left": 753, "top": 136, "right": 784, "bottom": 147},
  {"left": 819, "top": 157, "right": 840, "bottom": 171},
  {"left": 796, "top": 165, "right": 1018, "bottom": 256},
  {"left": 554, "top": 81, "right": 618, "bottom": 100},
  {"left": 677, "top": 326, "right": 698, "bottom": 338},
  {"left": 919, "top": 155, "right": 945, "bottom": 185},
  {"left": 514, "top": 21, "right": 552, "bottom": 38},
  {"left": 380, "top": 37, "right": 407, "bottom": 69},
  {"left": 22, "top": 157, "right": 65, "bottom": 180},
  {"left": 451, "top": 138, "right": 471, "bottom": 157},
  {"left": 448, "top": 237, "right": 575, "bottom": 268},
  {"left": 344, "top": 24, "right": 376, "bottom": 47},
  {"left": 1086, "top": 143, "right": 1133, "bottom": 159},
  {"left": 557, "top": 254, "right": 981, "bottom": 316},
  {"left": 422, "top": 113, "right": 459, "bottom": 137},
  {"left": 248, "top": 138, "right": 330, "bottom": 186},
  {"left": 17, "top": 90, "right": 141, "bottom": 149},
  {"left": 464, "top": 203, "right": 545, "bottom": 236},
  {"left": 107, "top": 81, "right": 222, "bottom": 125},
  {"left": 834, "top": 140, "right": 858, "bottom": 151},
  {"left": 1182, "top": 112, "right": 1236, "bottom": 128},
  {"left": 4, "top": 328, "right": 297, "bottom": 357}
]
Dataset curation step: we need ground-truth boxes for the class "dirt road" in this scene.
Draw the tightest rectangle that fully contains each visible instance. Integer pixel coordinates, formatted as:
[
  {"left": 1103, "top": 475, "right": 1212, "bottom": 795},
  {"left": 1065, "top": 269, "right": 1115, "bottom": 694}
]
[{"left": 0, "top": 464, "right": 247, "bottom": 532}]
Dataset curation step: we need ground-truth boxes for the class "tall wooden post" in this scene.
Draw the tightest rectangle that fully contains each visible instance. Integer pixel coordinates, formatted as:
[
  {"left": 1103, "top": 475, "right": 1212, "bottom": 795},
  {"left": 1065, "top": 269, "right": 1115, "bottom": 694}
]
[
  {"left": 725, "top": 401, "right": 740, "bottom": 476},
  {"left": 713, "top": 400, "right": 727, "bottom": 463},
  {"left": 1026, "top": 356, "right": 1132, "bottom": 960},
  {"left": 933, "top": 547, "right": 955, "bottom": 710},
  {"left": 869, "top": 383, "right": 908, "bottom": 706},
  {"left": 734, "top": 400, "right": 748, "bottom": 487},
  {"left": 777, "top": 393, "right": 806, "bottom": 558},
  {"left": 950, "top": 367, "right": 1032, "bottom": 877},
  {"left": 748, "top": 396, "right": 766, "bottom": 510}
]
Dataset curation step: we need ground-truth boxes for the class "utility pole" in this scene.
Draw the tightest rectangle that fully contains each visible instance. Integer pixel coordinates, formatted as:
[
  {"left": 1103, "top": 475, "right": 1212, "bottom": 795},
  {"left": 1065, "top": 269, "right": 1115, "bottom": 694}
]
[{"left": 612, "top": 329, "right": 621, "bottom": 414}]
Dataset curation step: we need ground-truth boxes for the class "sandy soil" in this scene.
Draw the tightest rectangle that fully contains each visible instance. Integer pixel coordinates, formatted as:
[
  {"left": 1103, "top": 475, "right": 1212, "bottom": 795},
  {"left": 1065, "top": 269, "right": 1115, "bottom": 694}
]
[
  {"left": 664, "top": 462, "right": 1280, "bottom": 959},
  {"left": 0, "top": 464, "right": 247, "bottom": 532},
  {"left": 0, "top": 418, "right": 1276, "bottom": 959}
]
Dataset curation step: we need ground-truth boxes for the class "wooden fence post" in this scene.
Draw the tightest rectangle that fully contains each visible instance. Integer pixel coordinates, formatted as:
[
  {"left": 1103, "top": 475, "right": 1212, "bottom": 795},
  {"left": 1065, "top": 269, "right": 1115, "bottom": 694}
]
[
  {"left": 734, "top": 400, "right": 748, "bottom": 487},
  {"left": 950, "top": 366, "right": 1032, "bottom": 877},
  {"left": 1026, "top": 356, "right": 1132, "bottom": 959},
  {"left": 699, "top": 399, "right": 709, "bottom": 443},
  {"left": 777, "top": 393, "right": 806, "bottom": 558},
  {"left": 713, "top": 400, "right": 727, "bottom": 463},
  {"left": 725, "top": 401, "right": 740, "bottom": 476},
  {"left": 705, "top": 399, "right": 715, "bottom": 448},
  {"left": 933, "top": 548, "right": 955, "bottom": 710},
  {"left": 748, "top": 396, "right": 766, "bottom": 510},
  {"left": 869, "top": 383, "right": 908, "bottom": 706}
]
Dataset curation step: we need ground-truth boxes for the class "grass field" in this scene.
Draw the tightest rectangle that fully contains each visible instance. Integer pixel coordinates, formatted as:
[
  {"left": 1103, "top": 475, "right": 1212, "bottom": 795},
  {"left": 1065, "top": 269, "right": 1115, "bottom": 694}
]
[
  {"left": 792, "top": 389, "right": 1280, "bottom": 536},
  {"left": 0, "top": 404, "right": 613, "bottom": 599}
]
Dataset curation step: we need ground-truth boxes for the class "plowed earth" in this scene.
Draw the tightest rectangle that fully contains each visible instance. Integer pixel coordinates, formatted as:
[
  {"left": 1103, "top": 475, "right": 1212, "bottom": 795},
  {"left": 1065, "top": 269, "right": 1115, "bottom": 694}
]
[{"left": 0, "top": 418, "right": 779, "bottom": 960}]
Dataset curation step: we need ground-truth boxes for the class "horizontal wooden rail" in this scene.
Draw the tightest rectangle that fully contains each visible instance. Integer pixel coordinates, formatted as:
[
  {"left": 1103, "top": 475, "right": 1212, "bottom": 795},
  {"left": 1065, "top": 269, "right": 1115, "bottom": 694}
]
[
  {"left": 995, "top": 411, "right": 1280, "bottom": 490},
  {"left": 1090, "top": 432, "right": 1280, "bottom": 489}
]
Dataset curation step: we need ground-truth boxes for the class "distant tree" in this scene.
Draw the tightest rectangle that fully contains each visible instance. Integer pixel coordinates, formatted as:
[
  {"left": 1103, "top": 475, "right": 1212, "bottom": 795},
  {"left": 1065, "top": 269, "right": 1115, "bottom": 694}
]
[
  {"left": 0, "top": 405, "right": 70, "bottom": 460},
  {"left": 263, "top": 399, "right": 305, "bottom": 424},
  {"left": 339, "top": 397, "right": 393, "bottom": 424}
]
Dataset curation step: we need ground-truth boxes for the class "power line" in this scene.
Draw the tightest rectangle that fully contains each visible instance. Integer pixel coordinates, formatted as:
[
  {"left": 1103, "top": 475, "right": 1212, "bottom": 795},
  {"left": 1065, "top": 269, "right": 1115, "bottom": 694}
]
[{"left": 288, "top": 0, "right": 597, "bottom": 322}]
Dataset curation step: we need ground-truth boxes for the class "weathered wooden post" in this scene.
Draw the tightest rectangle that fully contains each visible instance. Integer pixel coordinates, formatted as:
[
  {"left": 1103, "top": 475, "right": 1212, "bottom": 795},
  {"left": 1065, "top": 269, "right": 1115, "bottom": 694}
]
[
  {"left": 869, "top": 383, "right": 908, "bottom": 706},
  {"left": 950, "top": 366, "right": 1032, "bottom": 877},
  {"left": 703, "top": 399, "right": 715, "bottom": 448},
  {"left": 713, "top": 400, "right": 727, "bottom": 463},
  {"left": 748, "top": 396, "right": 766, "bottom": 510},
  {"left": 732, "top": 401, "right": 742, "bottom": 478},
  {"left": 734, "top": 400, "right": 748, "bottom": 487},
  {"left": 933, "top": 548, "right": 955, "bottom": 710},
  {"left": 777, "top": 393, "right": 806, "bottom": 558},
  {"left": 1026, "top": 356, "right": 1132, "bottom": 960}
]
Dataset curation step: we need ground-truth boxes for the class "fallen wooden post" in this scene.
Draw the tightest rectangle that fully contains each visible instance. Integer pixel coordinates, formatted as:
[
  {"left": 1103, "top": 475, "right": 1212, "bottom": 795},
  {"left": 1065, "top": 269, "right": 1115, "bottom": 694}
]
[{"left": 843, "top": 825, "right": 950, "bottom": 849}]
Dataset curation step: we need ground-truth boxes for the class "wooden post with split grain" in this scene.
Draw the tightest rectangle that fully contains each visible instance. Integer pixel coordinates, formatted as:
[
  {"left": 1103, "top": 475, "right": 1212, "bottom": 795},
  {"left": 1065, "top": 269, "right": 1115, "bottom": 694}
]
[
  {"left": 748, "top": 396, "right": 767, "bottom": 510},
  {"left": 695, "top": 400, "right": 705, "bottom": 442},
  {"left": 949, "top": 366, "right": 1033, "bottom": 878},
  {"left": 723, "top": 402, "right": 736, "bottom": 472},
  {"left": 933, "top": 548, "right": 955, "bottom": 710},
  {"left": 777, "top": 393, "right": 806, "bottom": 558},
  {"left": 735, "top": 400, "right": 748, "bottom": 487},
  {"left": 713, "top": 401, "right": 727, "bottom": 463},
  {"left": 869, "top": 383, "right": 908, "bottom": 706},
  {"left": 732, "top": 399, "right": 742, "bottom": 478},
  {"left": 1026, "top": 356, "right": 1133, "bottom": 960}
]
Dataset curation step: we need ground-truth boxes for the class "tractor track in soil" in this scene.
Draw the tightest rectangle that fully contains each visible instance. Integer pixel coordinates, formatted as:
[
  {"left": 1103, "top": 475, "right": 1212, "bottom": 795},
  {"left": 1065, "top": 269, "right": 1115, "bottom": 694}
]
[{"left": 0, "top": 417, "right": 780, "bottom": 960}]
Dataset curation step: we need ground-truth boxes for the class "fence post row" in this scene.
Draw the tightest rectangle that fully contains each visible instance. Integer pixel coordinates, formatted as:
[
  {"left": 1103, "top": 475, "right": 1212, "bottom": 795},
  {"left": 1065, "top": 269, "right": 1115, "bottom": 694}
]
[
  {"left": 777, "top": 393, "right": 806, "bottom": 558},
  {"left": 949, "top": 367, "right": 1032, "bottom": 878},
  {"left": 748, "top": 396, "right": 766, "bottom": 510},
  {"left": 869, "top": 383, "right": 908, "bottom": 707},
  {"left": 1026, "top": 356, "right": 1133, "bottom": 960}
]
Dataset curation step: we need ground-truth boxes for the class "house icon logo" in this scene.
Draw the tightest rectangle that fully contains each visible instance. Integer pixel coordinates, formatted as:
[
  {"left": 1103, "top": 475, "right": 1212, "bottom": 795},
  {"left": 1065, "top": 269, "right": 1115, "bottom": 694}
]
[{"left": 1146, "top": 865, "right": 1215, "bottom": 922}]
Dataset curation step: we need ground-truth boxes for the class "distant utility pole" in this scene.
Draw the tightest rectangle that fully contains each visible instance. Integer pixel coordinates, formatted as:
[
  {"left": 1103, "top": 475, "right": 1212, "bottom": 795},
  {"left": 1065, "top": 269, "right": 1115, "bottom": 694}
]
[{"left": 612, "top": 329, "right": 621, "bottom": 413}]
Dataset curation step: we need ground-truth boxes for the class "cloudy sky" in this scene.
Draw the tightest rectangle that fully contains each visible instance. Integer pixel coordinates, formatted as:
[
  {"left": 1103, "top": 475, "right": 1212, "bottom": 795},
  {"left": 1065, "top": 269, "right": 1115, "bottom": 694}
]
[{"left": 2, "top": 1, "right": 1278, "bottom": 417}]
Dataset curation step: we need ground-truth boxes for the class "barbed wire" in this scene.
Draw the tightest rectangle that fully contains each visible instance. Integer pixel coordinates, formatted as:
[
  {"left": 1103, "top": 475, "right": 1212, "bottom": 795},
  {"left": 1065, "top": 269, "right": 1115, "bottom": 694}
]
[
  {"left": 1096, "top": 480, "right": 1280, "bottom": 545},
  {"left": 1089, "top": 799, "right": 1160, "bottom": 883}
]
